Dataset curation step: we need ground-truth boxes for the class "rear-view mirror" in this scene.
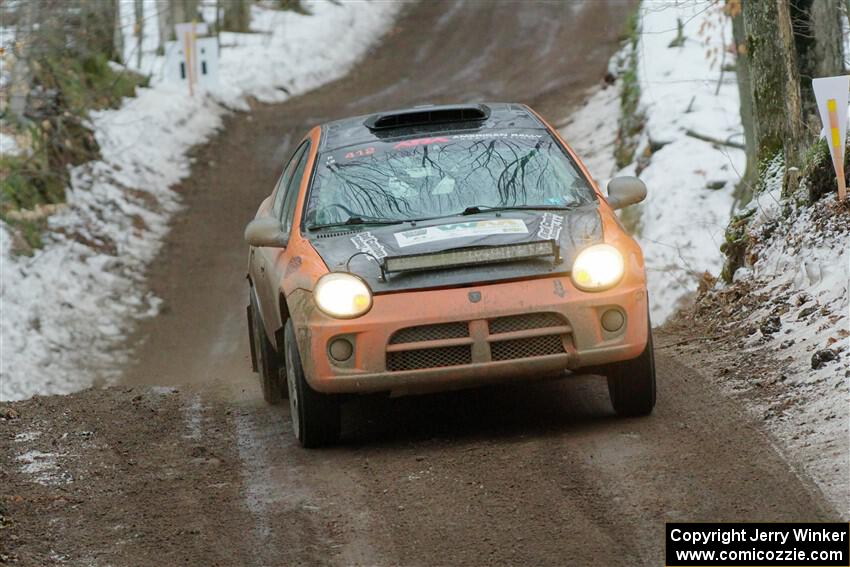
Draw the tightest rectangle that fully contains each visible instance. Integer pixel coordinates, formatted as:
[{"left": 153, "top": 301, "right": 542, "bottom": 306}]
[
  {"left": 244, "top": 217, "right": 287, "bottom": 248},
  {"left": 606, "top": 176, "right": 647, "bottom": 210}
]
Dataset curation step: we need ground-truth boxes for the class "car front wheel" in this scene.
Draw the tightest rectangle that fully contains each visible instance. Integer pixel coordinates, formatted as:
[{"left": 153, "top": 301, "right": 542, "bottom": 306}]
[
  {"left": 606, "top": 320, "right": 656, "bottom": 417},
  {"left": 284, "top": 319, "right": 341, "bottom": 448}
]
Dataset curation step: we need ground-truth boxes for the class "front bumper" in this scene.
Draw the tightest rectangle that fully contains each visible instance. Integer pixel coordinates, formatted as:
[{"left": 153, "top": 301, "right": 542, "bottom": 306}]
[{"left": 289, "top": 274, "right": 649, "bottom": 395}]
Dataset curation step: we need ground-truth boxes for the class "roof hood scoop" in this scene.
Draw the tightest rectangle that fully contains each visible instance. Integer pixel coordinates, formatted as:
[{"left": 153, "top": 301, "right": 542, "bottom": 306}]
[{"left": 364, "top": 104, "right": 491, "bottom": 131}]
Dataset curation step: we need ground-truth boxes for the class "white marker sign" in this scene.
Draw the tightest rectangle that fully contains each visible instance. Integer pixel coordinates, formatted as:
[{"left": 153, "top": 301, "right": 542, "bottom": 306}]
[
  {"left": 164, "top": 22, "right": 218, "bottom": 95},
  {"left": 812, "top": 75, "right": 849, "bottom": 201}
]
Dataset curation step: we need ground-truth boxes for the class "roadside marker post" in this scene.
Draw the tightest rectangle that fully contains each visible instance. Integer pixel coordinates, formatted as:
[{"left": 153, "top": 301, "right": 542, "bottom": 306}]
[
  {"left": 165, "top": 22, "right": 218, "bottom": 95},
  {"left": 813, "top": 75, "right": 849, "bottom": 201}
]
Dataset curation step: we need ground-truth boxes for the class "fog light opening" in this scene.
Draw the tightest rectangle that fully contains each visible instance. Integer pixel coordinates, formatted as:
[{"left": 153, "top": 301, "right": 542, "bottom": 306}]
[
  {"left": 329, "top": 338, "right": 354, "bottom": 362},
  {"left": 601, "top": 309, "right": 625, "bottom": 332}
]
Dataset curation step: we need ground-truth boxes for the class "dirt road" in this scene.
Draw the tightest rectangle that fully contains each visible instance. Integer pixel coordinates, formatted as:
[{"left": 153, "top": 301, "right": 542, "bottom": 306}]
[{"left": 1, "top": 2, "right": 839, "bottom": 566}]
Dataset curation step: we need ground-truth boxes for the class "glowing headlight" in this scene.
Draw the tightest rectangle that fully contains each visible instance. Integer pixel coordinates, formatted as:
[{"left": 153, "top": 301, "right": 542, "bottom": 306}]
[
  {"left": 313, "top": 273, "right": 373, "bottom": 318},
  {"left": 571, "top": 244, "right": 624, "bottom": 291}
]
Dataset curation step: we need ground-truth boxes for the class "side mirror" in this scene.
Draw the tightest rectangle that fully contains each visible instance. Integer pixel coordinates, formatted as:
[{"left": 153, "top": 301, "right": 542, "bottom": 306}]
[
  {"left": 606, "top": 176, "right": 647, "bottom": 210},
  {"left": 244, "top": 217, "right": 287, "bottom": 248}
]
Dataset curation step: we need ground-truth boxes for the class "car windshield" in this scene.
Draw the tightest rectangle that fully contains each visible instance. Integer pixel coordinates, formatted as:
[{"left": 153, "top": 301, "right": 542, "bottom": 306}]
[{"left": 304, "top": 131, "right": 596, "bottom": 226}]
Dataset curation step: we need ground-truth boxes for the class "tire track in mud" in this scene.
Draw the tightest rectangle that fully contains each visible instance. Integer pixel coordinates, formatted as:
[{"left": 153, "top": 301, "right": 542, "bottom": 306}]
[{"left": 232, "top": 405, "right": 399, "bottom": 565}]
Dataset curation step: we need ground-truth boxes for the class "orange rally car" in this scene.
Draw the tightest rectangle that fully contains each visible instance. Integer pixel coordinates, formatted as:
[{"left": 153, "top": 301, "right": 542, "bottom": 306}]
[{"left": 245, "top": 103, "right": 654, "bottom": 447}]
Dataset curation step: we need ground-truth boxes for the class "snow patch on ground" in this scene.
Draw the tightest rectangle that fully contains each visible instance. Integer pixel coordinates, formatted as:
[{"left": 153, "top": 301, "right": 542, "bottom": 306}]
[
  {"left": 16, "top": 449, "right": 71, "bottom": 486},
  {"left": 0, "top": 1, "right": 402, "bottom": 401}
]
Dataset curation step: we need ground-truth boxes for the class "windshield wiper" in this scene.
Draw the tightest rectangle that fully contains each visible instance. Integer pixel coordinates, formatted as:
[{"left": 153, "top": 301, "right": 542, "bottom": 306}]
[
  {"left": 307, "top": 216, "right": 405, "bottom": 231},
  {"left": 459, "top": 205, "right": 576, "bottom": 216},
  {"left": 405, "top": 205, "right": 578, "bottom": 224}
]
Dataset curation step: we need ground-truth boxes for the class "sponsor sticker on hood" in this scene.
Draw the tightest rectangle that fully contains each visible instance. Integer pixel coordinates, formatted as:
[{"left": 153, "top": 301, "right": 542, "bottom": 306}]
[{"left": 394, "top": 219, "right": 528, "bottom": 248}]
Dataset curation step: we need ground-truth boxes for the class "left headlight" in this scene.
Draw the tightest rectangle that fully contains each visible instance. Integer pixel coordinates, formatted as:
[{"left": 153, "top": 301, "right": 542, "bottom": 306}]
[
  {"left": 571, "top": 244, "right": 624, "bottom": 292},
  {"left": 313, "top": 272, "right": 373, "bottom": 318}
]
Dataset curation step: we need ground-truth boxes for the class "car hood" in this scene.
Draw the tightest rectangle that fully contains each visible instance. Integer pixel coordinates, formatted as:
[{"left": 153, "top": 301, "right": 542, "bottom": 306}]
[{"left": 306, "top": 206, "right": 604, "bottom": 293}]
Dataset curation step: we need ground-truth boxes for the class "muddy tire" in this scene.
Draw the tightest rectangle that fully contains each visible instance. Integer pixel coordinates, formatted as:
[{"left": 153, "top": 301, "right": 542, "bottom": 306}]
[
  {"left": 606, "top": 321, "right": 656, "bottom": 417},
  {"left": 284, "top": 319, "right": 341, "bottom": 448},
  {"left": 249, "top": 290, "right": 286, "bottom": 404}
]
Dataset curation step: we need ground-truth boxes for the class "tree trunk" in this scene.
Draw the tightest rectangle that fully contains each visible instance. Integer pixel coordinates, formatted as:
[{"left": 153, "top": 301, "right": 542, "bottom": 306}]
[
  {"left": 223, "top": 0, "right": 251, "bottom": 32},
  {"left": 810, "top": 0, "right": 845, "bottom": 77},
  {"left": 113, "top": 0, "right": 124, "bottom": 63},
  {"left": 280, "top": 0, "right": 310, "bottom": 14},
  {"left": 159, "top": 0, "right": 201, "bottom": 48},
  {"left": 730, "top": 1, "right": 757, "bottom": 205},
  {"left": 8, "top": 0, "right": 36, "bottom": 125},
  {"left": 215, "top": 0, "right": 222, "bottom": 48},
  {"left": 742, "top": 0, "right": 805, "bottom": 171},
  {"left": 789, "top": 0, "right": 845, "bottom": 128},
  {"left": 80, "top": 0, "right": 120, "bottom": 61},
  {"left": 135, "top": 0, "right": 144, "bottom": 68},
  {"left": 175, "top": 0, "right": 201, "bottom": 24},
  {"left": 156, "top": 0, "right": 170, "bottom": 53}
]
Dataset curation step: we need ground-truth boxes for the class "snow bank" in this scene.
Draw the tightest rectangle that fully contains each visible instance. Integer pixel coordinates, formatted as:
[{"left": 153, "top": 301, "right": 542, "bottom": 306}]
[
  {"left": 721, "top": 165, "right": 849, "bottom": 515},
  {"left": 0, "top": 0, "right": 402, "bottom": 401}
]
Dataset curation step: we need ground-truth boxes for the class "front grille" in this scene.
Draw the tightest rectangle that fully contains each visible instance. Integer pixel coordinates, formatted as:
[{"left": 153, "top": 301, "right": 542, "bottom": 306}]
[
  {"left": 488, "top": 312, "right": 565, "bottom": 334},
  {"left": 387, "top": 345, "right": 472, "bottom": 371},
  {"left": 389, "top": 322, "right": 469, "bottom": 344},
  {"left": 386, "top": 312, "right": 570, "bottom": 372},
  {"left": 491, "top": 335, "right": 565, "bottom": 361}
]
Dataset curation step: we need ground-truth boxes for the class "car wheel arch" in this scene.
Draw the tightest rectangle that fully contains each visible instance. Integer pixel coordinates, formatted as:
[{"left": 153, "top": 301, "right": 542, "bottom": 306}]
[
  {"left": 274, "top": 291, "right": 291, "bottom": 352},
  {"left": 247, "top": 278, "right": 276, "bottom": 351}
]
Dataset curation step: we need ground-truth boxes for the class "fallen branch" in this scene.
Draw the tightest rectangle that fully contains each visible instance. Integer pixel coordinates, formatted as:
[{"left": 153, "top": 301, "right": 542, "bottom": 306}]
[{"left": 685, "top": 129, "right": 746, "bottom": 150}]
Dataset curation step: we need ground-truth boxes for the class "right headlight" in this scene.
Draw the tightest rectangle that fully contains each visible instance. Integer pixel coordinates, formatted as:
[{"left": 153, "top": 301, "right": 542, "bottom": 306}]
[
  {"left": 571, "top": 244, "right": 624, "bottom": 292},
  {"left": 313, "top": 272, "right": 373, "bottom": 318}
]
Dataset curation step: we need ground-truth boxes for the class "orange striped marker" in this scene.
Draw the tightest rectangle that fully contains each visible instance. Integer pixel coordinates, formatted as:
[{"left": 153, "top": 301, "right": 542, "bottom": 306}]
[{"left": 827, "top": 99, "right": 846, "bottom": 201}]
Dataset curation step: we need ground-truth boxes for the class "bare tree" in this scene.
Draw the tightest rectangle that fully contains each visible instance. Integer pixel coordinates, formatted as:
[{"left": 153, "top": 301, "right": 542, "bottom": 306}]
[
  {"left": 79, "top": 0, "right": 121, "bottom": 61},
  {"left": 728, "top": 0, "right": 756, "bottom": 204},
  {"left": 742, "top": 0, "right": 805, "bottom": 169},
  {"left": 158, "top": 0, "right": 202, "bottom": 46},
  {"left": 7, "top": 0, "right": 37, "bottom": 125},
  {"left": 113, "top": 0, "right": 123, "bottom": 62},
  {"left": 135, "top": 0, "right": 144, "bottom": 68},
  {"left": 789, "top": 0, "right": 845, "bottom": 125},
  {"left": 223, "top": 0, "right": 251, "bottom": 32},
  {"left": 156, "top": 0, "right": 170, "bottom": 54},
  {"left": 809, "top": 0, "right": 845, "bottom": 77}
]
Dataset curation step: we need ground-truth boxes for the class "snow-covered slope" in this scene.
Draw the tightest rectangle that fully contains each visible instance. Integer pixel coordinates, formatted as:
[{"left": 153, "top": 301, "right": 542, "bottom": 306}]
[
  {"left": 0, "top": 1, "right": 403, "bottom": 401},
  {"left": 563, "top": 1, "right": 745, "bottom": 324},
  {"left": 630, "top": 1, "right": 745, "bottom": 323},
  {"left": 690, "top": 160, "right": 849, "bottom": 516}
]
